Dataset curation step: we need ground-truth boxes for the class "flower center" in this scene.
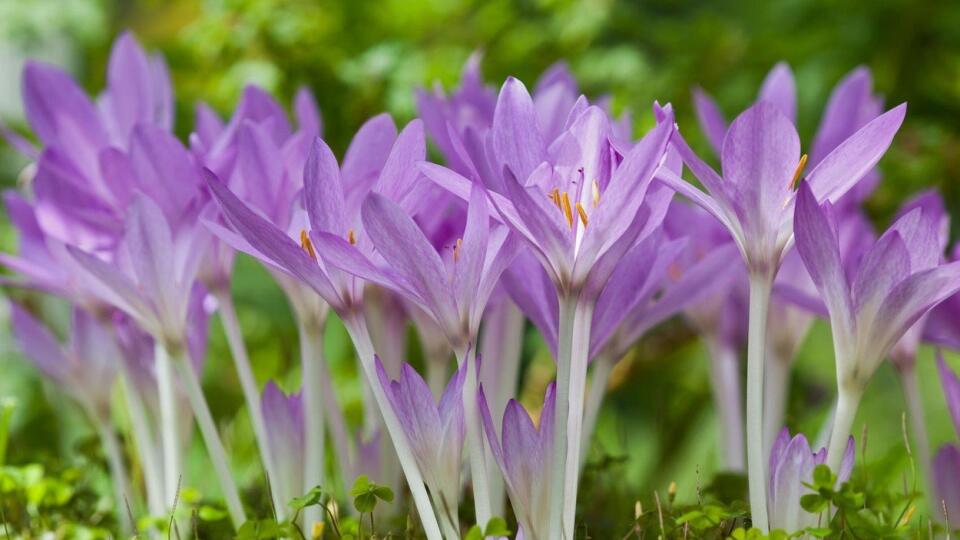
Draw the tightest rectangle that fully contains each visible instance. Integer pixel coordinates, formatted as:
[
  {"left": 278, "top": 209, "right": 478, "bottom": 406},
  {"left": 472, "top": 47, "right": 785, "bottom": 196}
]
[{"left": 548, "top": 188, "right": 589, "bottom": 228}]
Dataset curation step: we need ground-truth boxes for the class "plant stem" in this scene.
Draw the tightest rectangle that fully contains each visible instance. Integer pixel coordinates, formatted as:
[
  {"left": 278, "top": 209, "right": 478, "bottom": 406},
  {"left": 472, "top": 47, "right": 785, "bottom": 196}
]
[
  {"left": 155, "top": 342, "right": 181, "bottom": 511},
  {"left": 214, "top": 290, "right": 285, "bottom": 520},
  {"left": 561, "top": 299, "right": 594, "bottom": 539},
  {"left": 298, "top": 316, "right": 327, "bottom": 530},
  {"left": 426, "top": 353, "right": 450, "bottom": 399},
  {"left": 94, "top": 417, "right": 133, "bottom": 534},
  {"left": 342, "top": 313, "right": 444, "bottom": 540},
  {"left": 172, "top": 351, "right": 247, "bottom": 528},
  {"left": 899, "top": 366, "right": 936, "bottom": 512},
  {"left": 707, "top": 338, "right": 745, "bottom": 471},
  {"left": 117, "top": 362, "right": 165, "bottom": 516},
  {"left": 455, "top": 345, "right": 492, "bottom": 526},
  {"left": 746, "top": 273, "right": 773, "bottom": 532},
  {"left": 826, "top": 386, "right": 861, "bottom": 474},
  {"left": 579, "top": 351, "right": 614, "bottom": 469},
  {"left": 549, "top": 293, "right": 578, "bottom": 540},
  {"left": 762, "top": 347, "right": 790, "bottom": 460}
]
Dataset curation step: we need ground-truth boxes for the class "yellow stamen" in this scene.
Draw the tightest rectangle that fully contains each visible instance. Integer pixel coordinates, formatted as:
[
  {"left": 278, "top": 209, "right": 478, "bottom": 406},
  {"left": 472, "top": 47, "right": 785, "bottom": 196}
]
[
  {"left": 592, "top": 179, "right": 600, "bottom": 207},
  {"left": 575, "top": 202, "right": 589, "bottom": 227},
  {"left": 299, "top": 229, "right": 317, "bottom": 261},
  {"left": 561, "top": 192, "right": 574, "bottom": 228},
  {"left": 790, "top": 153, "right": 808, "bottom": 189},
  {"left": 347, "top": 229, "right": 357, "bottom": 245},
  {"left": 453, "top": 238, "right": 462, "bottom": 262},
  {"left": 549, "top": 188, "right": 562, "bottom": 210}
]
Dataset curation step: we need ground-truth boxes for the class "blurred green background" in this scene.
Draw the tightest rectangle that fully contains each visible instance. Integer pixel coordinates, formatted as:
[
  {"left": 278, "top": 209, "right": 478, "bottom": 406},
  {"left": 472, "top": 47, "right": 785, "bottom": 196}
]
[{"left": 1, "top": 0, "right": 959, "bottom": 535}]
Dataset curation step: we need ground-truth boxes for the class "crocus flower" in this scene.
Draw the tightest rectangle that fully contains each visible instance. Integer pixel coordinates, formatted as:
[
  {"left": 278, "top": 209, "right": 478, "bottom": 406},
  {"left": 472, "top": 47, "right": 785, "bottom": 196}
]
[
  {"left": 925, "top": 244, "right": 960, "bottom": 351},
  {"left": 261, "top": 382, "right": 306, "bottom": 509},
  {"left": 767, "top": 429, "right": 854, "bottom": 534},
  {"left": 793, "top": 181, "right": 960, "bottom": 473},
  {"left": 479, "top": 382, "right": 556, "bottom": 540},
  {"left": 376, "top": 358, "right": 466, "bottom": 537},
  {"left": 934, "top": 354, "right": 960, "bottom": 527}
]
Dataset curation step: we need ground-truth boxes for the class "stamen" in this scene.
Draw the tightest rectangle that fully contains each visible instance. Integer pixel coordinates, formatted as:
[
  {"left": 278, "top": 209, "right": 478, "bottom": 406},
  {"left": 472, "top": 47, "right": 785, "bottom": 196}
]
[
  {"left": 789, "top": 154, "right": 808, "bottom": 190},
  {"left": 299, "top": 229, "right": 317, "bottom": 261},
  {"left": 347, "top": 229, "right": 357, "bottom": 245},
  {"left": 453, "top": 238, "right": 462, "bottom": 262},
  {"left": 592, "top": 180, "right": 600, "bottom": 208},
  {"left": 575, "top": 202, "right": 589, "bottom": 227},
  {"left": 548, "top": 188, "right": 562, "bottom": 210},
  {"left": 561, "top": 192, "right": 574, "bottom": 228}
]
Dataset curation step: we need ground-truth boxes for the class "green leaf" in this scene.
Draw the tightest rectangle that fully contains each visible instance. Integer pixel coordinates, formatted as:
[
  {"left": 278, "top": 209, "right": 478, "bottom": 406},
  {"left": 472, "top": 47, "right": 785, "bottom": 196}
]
[
  {"left": 353, "top": 491, "right": 378, "bottom": 513},
  {"left": 484, "top": 516, "right": 511, "bottom": 536},
  {"left": 800, "top": 493, "right": 828, "bottom": 513},
  {"left": 198, "top": 505, "right": 227, "bottom": 521},
  {"left": 811, "top": 464, "right": 834, "bottom": 488},
  {"left": 289, "top": 486, "right": 325, "bottom": 510},
  {"left": 372, "top": 484, "right": 394, "bottom": 502},
  {"left": 464, "top": 525, "right": 483, "bottom": 540},
  {"left": 350, "top": 475, "right": 371, "bottom": 497},
  {"left": 805, "top": 527, "right": 832, "bottom": 538}
]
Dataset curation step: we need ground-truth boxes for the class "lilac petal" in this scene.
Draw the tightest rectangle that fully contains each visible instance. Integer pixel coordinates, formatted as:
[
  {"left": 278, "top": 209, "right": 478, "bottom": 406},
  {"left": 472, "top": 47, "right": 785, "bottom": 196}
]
[
  {"left": 720, "top": 102, "right": 799, "bottom": 235},
  {"left": 22, "top": 61, "right": 107, "bottom": 151},
  {"left": 501, "top": 399, "right": 540, "bottom": 499},
  {"left": 205, "top": 169, "right": 341, "bottom": 304},
  {"left": 304, "top": 137, "right": 346, "bottom": 234},
  {"left": 472, "top": 228, "right": 522, "bottom": 329},
  {"left": 418, "top": 162, "right": 525, "bottom": 231},
  {"left": 757, "top": 62, "right": 797, "bottom": 124},
  {"left": 376, "top": 120, "right": 427, "bottom": 210},
  {"left": 837, "top": 436, "right": 856, "bottom": 483},
  {"left": 937, "top": 352, "right": 960, "bottom": 436},
  {"left": 454, "top": 184, "right": 489, "bottom": 317},
  {"left": 66, "top": 245, "right": 153, "bottom": 328},
  {"left": 361, "top": 193, "right": 458, "bottom": 332},
  {"left": 309, "top": 231, "right": 413, "bottom": 299},
  {"left": 502, "top": 252, "right": 559, "bottom": 357},
  {"left": 235, "top": 120, "right": 283, "bottom": 216},
  {"left": 10, "top": 302, "right": 68, "bottom": 382},
  {"left": 806, "top": 104, "right": 906, "bottom": 204},
  {"left": 193, "top": 102, "right": 225, "bottom": 149},
  {"left": 233, "top": 86, "right": 292, "bottom": 143},
  {"left": 499, "top": 166, "right": 572, "bottom": 280},
  {"left": 0, "top": 122, "right": 39, "bottom": 159},
  {"left": 342, "top": 113, "right": 397, "bottom": 210},
  {"left": 492, "top": 77, "right": 546, "bottom": 181},
  {"left": 104, "top": 32, "right": 154, "bottom": 142},
  {"left": 575, "top": 110, "right": 674, "bottom": 274},
  {"left": 294, "top": 86, "right": 322, "bottom": 136},
  {"left": 869, "top": 261, "right": 960, "bottom": 366},
  {"left": 692, "top": 87, "right": 727, "bottom": 155},
  {"left": 129, "top": 125, "right": 204, "bottom": 223},
  {"left": 149, "top": 54, "right": 174, "bottom": 131},
  {"left": 478, "top": 386, "right": 506, "bottom": 470},
  {"left": 123, "top": 196, "right": 175, "bottom": 313},
  {"left": 891, "top": 198, "right": 945, "bottom": 271},
  {"left": 810, "top": 67, "right": 876, "bottom": 164},
  {"left": 399, "top": 363, "right": 444, "bottom": 444},
  {"left": 850, "top": 231, "right": 909, "bottom": 318},
  {"left": 794, "top": 183, "right": 855, "bottom": 348},
  {"left": 769, "top": 433, "right": 814, "bottom": 533},
  {"left": 933, "top": 445, "right": 960, "bottom": 526}
]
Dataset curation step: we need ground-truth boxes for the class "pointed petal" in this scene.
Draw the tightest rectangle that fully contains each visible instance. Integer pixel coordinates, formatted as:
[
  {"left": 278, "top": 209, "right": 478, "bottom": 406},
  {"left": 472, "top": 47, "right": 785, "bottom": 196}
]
[
  {"left": 454, "top": 184, "right": 489, "bottom": 319},
  {"left": 851, "top": 231, "right": 909, "bottom": 320},
  {"left": 304, "top": 137, "right": 346, "bottom": 234},
  {"left": 342, "top": 113, "right": 397, "bottom": 211},
  {"left": 10, "top": 303, "right": 69, "bottom": 382},
  {"left": 492, "top": 77, "right": 546, "bottom": 181},
  {"left": 757, "top": 62, "right": 797, "bottom": 124},
  {"left": 811, "top": 67, "right": 877, "bottom": 163},
  {"left": 294, "top": 86, "right": 322, "bottom": 136},
  {"left": 105, "top": 32, "right": 154, "bottom": 142},
  {"left": 806, "top": 104, "right": 906, "bottom": 204},
  {"left": 692, "top": 87, "right": 727, "bottom": 154}
]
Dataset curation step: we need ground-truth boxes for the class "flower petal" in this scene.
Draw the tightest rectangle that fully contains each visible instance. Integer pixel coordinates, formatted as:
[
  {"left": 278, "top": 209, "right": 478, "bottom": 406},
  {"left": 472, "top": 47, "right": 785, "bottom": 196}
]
[
  {"left": 304, "top": 137, "right": 346, "bottom": 234},
  {"left": 692, "top": 87, "right": 727, "bottom": 155},
  {"left": 492, "top": 77, "right": 546, "bottom": 181},
  {"left": 757, "top": 62, "right": 797, "bottom": 124},
  {"left": 938, "top": 352, "right": 960, "bottom": 437}
]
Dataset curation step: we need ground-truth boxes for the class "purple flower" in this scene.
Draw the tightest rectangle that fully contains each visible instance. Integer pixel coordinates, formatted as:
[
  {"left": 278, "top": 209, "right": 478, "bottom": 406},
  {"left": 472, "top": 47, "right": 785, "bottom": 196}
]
[
  {"left": 479, "top": 383, "right": 556, "bottom": 540},
  {"left": 10, "top": 304, "right": 117, "bottom": 420},
  {"left": 261, "top": 382, "right": 305, "bottom": 505},
  {"left": 935, "top": 354, "right": 960, "bottom": 526},
  {"left": 376, "top": 358, "right": 466, "bottom": 532},
  {"left": 925, "top": 243, "right": 960, "bottom": 351},
  {"left": 767, "top": 429, "right": 854, "bottom": 533}
]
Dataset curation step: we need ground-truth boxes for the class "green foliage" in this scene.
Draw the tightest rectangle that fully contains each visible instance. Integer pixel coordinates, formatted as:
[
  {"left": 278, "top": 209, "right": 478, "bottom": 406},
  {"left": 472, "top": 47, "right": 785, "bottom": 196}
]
[
  {"left": 0, "top": 462, "right": 113, "bottom": 537},
  {"left": 350, "top": 475, "right": 394, "bottom": 514},
  {"left": 465, "top": 516, "right": 512, "bottom": 539}
]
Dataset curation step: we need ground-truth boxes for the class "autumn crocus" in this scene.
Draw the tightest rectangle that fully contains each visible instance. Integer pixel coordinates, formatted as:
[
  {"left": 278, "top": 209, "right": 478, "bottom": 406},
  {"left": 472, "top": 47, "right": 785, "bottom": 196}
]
[
  {"left": 934, "top": 354, "right": 960, "bottom": 527},
  {"left": 793, "top": 181, "right": 960, "bottom": 475},
  {"left": 479, "top": 383, "right": 556, "bottom": 540},
  {"left": 659, "top": 99, "right": 906, "bottom": 530},
  {"left": 376, "top": 358, "right": 466, "bottom": 536},
  {"left": 767, "top": 429, "right": 854, "bottom": 534},
  {"left": 9, "top": 304, "right": 131, "bottom": 532},
  {"left": 207, "top": 121, "right": 446, "bottom": 539},
  {"left": 261, "top": 382, "right": 306, "bottom": 511}
]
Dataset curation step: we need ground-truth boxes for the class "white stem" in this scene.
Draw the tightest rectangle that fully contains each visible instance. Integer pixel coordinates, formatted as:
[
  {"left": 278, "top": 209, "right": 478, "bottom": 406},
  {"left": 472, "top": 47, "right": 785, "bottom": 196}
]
[
  {"left": 762, "top": 348, "right": 790, "bottom": 460},
  {"left": 707, "top": 339, "right": 745, "bottom": 471},
  {"left": 548, "top": 294, "right": 578, "bottom": 540},
  {"left": 561, "top": 300, "right": 593, "bottom": 539},
  {"left": 94, "top": 416, "right": 133, "bottom": 534},
  {"left": 826, "top": 387, "right": 861, "bottom": 474},
  {"left": 214, "top": 291, "right": 286, "bottom": 520},
  {"left": 298, "top": 317, "right": 327, "bottom": 530},
  {"left": 298, "top": 317, "right": 353, "bottom": 501},
  {"left": 155, "top": 342, "right": 181, "bottom": 510},
  {"left": 343, "top": 313, "right": 444, "bottom": 540},
  {"left": 456, "top": 345, "right": 492, "bottom": 526},
  {"left": 117, "top": 363, "right": 165, "bottom": 516},
  {"left": 172, "top": 351, "right": 247, "bottom": 528},
  {"left": 426, "top": 352, "right": 450, "bottom": 399},
  {"left": 746, "top": 273, "right": 772, "bottom": 532},
  {"left": 432, "top": 492, "right": 461, "bottom": 539},
  {"left": 579, "top": 352, "right": 615, "bottom": 469},
  {"left": 899, "top": 367, "right": 936, "bottom": 512},
  {"left": 814, "top": 402, "right": 835, "bottom": 450}
]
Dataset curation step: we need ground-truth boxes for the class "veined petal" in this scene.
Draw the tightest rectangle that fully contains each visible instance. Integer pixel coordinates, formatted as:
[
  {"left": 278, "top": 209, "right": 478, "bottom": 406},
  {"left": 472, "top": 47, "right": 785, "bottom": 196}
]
[
  {"left": 850, "top": 231, "right": 909, "bottom": 323},
  {"left": 123, "top": 195, "right": 176, "bottom": 318},
  {"left": 793, "top": 182, "right": 855, "bottom": 358},
  {"left": 810, "top": 67, "right": 877, "bottom": 164},
  {"left": 757, "top": 62, "right": 797, "bottom": 124},
  {"left": 293, "top": 86, "right": 322, "bottom": 136},
  {"left": 304, "top": 137, "right": 346, "bottom": 234},
  {"left": 805, "top": 104, "right": 906, "bottom": 204},
  {"left": 104, "top": 32, "right": 155, "bottom": 143},
  {"left": 376, "top": 120, "right": 428, "bottom": 212},
  {"left": 66, "top": 245, "right": 156, "bottom": 333},
  {"left": 454, "top": 184, "right": 489, "bottom": 322},
  {"left": 937, "top": 352, "right": 960, "bottom": 436},
  {"left": 492, "top": 77, "right": 546, "bottom": 181},
  {"left": 361, "top": 193, "right": 458, "bottom": 333},
  {"left": 342, "top": 113, "right": 397, "bottom": 213},
  {"left": 310, "top": 231, "right": 416, "bottom": 301},
  {"left": 502, "top": 251, "right": 559, "bottom": 357}
]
